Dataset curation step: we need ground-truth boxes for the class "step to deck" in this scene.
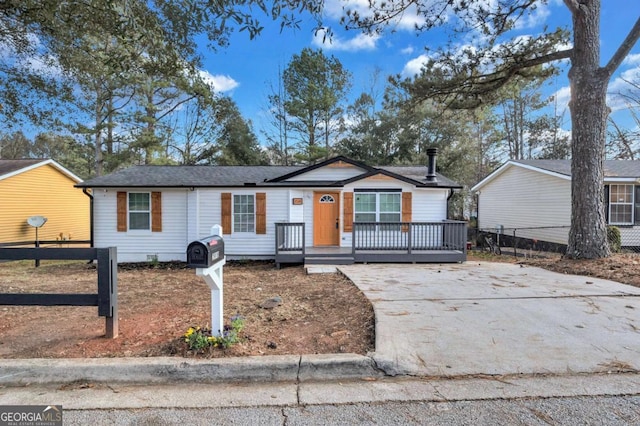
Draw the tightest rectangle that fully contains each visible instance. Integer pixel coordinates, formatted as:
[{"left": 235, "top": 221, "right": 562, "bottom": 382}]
[
  {"left": 305, "top": 265, "right": 340, "bottom": 274},
  {"left": 304, "top": 256, "right": 355, "bottom": 265}
]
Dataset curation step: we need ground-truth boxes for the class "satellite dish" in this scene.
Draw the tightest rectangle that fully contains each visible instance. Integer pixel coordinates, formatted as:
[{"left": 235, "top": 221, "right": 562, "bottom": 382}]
[{"left": 27, "top": 216, "right": 47, "bottom": 228}]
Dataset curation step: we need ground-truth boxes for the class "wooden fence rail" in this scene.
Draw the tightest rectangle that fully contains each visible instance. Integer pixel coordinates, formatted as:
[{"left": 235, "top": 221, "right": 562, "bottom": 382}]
[{"left": 0, "top": 247, "right": 118, "bottom": 338}]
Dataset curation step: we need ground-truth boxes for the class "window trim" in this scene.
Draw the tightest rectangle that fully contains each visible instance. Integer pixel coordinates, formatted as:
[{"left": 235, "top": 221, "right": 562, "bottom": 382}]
[
  {"left": 608, "top": 184, "right": 634, "bottom": 226},
  {"left": 354, "top": 191, "right": 402, "bottom": 223},
  {"left": 233, "top": 194, "right": 256, "bottom": 233},
  {"left": 128, "top": 192, "right": 151, "bottom": 231}
]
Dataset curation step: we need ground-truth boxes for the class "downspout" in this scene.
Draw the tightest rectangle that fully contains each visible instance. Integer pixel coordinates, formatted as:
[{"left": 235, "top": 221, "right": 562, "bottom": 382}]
[
  {"left": 446, "top": 189, "right": 455, "bottom": 220},
  {"left": 82, "top": 188, "right": 94, "bottom": 247},
  {"left": 475, "top": 191, "right": 480, "bottom": 227}
]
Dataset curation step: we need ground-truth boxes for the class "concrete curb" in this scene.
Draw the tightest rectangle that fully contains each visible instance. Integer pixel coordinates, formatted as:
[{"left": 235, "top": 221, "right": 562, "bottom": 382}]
[{"left": 0, "top": 354, "right": 383, "bottom": 386}]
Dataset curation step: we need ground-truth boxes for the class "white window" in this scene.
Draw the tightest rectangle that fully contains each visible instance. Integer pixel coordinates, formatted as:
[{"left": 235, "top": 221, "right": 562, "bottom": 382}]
[
  {"left": 354, "top": 192, "right": 401, "bottom": 222},
  {"left": 319, "top": 194, "right": 335, "bottom": 203},
  {"left": 609, "top": 184, "right": 634, "bottom": 225},
  {"left": 234, "top": 194, "right": 255, "bottom": 232},
  {"left": 128, "top": 192, "right": 150, "bottom": 230}
]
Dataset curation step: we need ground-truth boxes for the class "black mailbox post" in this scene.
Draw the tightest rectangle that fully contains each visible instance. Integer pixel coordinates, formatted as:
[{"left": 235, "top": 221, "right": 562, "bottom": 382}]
[{"left": 187, "top": 236, "right": 224, "bottom": 268}]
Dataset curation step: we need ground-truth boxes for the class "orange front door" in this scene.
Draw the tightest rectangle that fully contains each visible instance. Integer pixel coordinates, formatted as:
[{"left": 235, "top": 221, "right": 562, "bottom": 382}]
[{"left": 313, "top": 192, "right": 340, "bottom": 246}]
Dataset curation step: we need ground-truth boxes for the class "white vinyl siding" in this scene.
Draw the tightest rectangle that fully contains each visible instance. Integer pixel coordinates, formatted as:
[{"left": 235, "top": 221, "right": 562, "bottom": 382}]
[
  {"left": 93, "top": 189, "right": 188, "bottom": 262},
  {"left": 285, "top": 164, "right": 365, "bottom": 181},
  {"left": 195, "top": 188, "right": 290, "bottom": 258},
  {"left": 94, "top": 180, "right": 452, "bottom": 261},
  {"left": 619, "top": 227, "right": 640, "bottom": 247},
  {"left": 288, "top": 189, "right": 304, "bottom": 222},
  {"left": 412, "top": 188, "right": 448, "bottom": 221},
  {"left": 477, "top": 165, "right": 571, "bottom": 245}
]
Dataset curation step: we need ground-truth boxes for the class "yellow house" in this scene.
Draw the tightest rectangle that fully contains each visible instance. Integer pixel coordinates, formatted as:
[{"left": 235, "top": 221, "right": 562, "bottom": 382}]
[{"left": 0, "top": 159, "right": 90, "bottom": 244}]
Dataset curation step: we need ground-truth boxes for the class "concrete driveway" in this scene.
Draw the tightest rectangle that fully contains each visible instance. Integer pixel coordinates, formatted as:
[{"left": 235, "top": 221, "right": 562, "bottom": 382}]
[{"left": 338, "top": 262, "right": 640, "bottom": 377}]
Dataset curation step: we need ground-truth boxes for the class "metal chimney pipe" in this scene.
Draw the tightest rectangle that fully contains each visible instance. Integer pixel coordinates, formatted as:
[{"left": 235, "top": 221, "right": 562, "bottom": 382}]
[{"left": 426, "top": 148, "right": 438, "bottom": 182}]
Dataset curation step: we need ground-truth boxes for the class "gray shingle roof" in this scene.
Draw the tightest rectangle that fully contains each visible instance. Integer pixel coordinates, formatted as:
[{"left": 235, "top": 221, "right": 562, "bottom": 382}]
[
  {"left": 513, "top": 159, "right": 640, "bottom": 178},
  {"left": 78, "top": 162, "right": 462, "bottom": 188},
  {"left": 77, "top": 165, "right": 301, "bottom": 188},
  {"left": 0, "top": 159, "right": 45, "bottom": 178},
  {"left": 380, "top": 166, "right": 461, "bottom": 188}
]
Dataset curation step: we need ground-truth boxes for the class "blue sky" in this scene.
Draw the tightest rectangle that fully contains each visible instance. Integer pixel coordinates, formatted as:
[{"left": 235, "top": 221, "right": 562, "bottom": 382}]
[{"left": 198, "top": 0, "right": 640, "bottom": 144}]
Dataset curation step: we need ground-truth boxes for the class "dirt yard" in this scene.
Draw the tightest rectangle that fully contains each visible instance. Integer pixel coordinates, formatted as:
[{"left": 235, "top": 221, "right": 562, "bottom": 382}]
[
  {"left": 520, "top": 252, "right": 640, "bottom": 288},
  {"left": 1, "top": 252, "right": 638, "bottom": 359},
  {"left": 0, "top": 261, "right": 374, "bottom": 359},
  {"left": 470, "top": 250, "right": 640, "bottom": 288}
]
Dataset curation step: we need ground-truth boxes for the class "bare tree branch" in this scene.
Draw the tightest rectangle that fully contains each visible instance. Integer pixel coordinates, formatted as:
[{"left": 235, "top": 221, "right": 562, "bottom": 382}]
[{"left": 602, "top": 16, "right": 640, "bottom": 79}]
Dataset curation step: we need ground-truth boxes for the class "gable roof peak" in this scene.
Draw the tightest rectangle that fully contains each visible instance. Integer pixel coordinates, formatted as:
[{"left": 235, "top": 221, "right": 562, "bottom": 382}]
[
  {"left": 0, "top": 158, "right": 83, "bottom": 183},
  {"left": 267, "top": 155, "right": 374, "bottom": 182}
]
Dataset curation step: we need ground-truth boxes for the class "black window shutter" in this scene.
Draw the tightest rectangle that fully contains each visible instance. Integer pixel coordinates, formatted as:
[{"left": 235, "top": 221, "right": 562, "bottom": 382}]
[
  {"left": 604, "top": 185, "right": 609, "bottom": 224},
  {"left": 635, "top": 186, "right": 640, "bottom": 225}
]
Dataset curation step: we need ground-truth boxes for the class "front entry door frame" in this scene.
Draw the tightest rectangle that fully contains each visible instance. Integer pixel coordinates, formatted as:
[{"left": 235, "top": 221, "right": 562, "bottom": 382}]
[{"left": 313, "top": 191, "right": 340, "bottom": 246}]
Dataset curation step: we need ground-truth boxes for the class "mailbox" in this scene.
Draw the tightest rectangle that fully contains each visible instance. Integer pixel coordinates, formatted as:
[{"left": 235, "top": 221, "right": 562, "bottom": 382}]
[{"left": 187, "top": 235, "right": 224, "bottom": 268}]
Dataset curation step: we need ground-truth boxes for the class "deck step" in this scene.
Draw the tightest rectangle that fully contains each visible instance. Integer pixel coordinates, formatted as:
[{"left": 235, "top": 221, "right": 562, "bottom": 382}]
[
  {"left": 304, "top": 252, "right": 353, "bottom": 258},
  {"left": 304, "top": 256, "right": 355, "bottom": 265}
]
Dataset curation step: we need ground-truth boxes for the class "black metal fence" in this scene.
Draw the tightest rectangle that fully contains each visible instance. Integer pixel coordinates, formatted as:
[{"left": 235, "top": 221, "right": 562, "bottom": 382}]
[
  {"left": 0, "top": 247, "right": 118, "bottom": 338},
  {"left": 470, "top": 225, "right": 640, "bottom": 257}
]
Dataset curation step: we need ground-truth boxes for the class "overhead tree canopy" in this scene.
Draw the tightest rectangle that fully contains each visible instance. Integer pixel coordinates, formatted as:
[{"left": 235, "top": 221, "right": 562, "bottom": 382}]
[
  {"left": 0, "top": 0, "right": 315, "bottom": 173},
  {"left": 281, "top": 48, "right": 352, "bottom": 164},
  {"left": 327, "top": 0, "right": 640, "bottom": 259}
]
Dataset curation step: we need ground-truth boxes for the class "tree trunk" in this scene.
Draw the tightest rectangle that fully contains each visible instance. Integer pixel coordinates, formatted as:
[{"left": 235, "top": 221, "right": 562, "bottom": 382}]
[
  {"left": 566, "top": 1, "right": 610, "bottom": 258},
  {"left": 94, "top": 88, "right": 104, "bottom": 177}
]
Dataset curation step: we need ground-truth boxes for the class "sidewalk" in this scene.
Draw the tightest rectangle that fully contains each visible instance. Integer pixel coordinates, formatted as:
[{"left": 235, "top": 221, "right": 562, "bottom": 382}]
[
  {"left": 2, "top": 372, "right": 639, "bottom": 410},
  {"left": 1, "top": 261, "right": 639, "bottom": 410}
]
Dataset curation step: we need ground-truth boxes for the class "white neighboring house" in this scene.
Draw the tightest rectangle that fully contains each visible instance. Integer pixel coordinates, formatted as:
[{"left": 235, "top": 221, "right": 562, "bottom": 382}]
[
  {"left": 76, "top": 154, "right": 466, "bottom": 264},
  {"left": 472, "top": 159, "right": 640, "bottom": 248}
]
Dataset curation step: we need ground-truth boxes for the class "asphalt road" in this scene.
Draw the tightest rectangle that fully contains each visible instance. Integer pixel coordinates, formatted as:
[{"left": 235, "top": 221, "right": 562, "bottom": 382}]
[{"left": 64, "top": 395, "right": 640, "bottom": 425}]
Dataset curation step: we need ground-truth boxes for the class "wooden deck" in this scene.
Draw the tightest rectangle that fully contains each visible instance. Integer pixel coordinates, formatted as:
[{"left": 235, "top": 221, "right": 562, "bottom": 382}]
[{"left": 275, "top": 221, "right": 468, "bottom": 267}]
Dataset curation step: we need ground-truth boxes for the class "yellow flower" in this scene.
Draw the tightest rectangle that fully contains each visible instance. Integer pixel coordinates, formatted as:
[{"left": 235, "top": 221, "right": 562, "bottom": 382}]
[{"left": 184, "top": 327, "right": 195, "bottom": 337}]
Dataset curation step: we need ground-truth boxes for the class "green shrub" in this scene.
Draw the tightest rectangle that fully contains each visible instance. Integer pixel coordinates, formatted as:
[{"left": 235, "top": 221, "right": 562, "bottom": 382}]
[
  {"left": 183, "top": 315, "right": 245, "bottom": 351},
  {"left": 607, "top": 226, "right": 621, "bottom": 253}
]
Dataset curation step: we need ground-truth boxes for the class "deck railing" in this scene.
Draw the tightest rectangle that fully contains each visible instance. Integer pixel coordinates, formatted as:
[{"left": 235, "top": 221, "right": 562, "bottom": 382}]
[
  {"left": 352, "top": 221, "right": 468, "bottom": 253},
  {"left": 275, "top": 222, "right": 305, "bottom": 267},
  {"left": 275, "top": 220, "right": 467, "bottom": 266}
]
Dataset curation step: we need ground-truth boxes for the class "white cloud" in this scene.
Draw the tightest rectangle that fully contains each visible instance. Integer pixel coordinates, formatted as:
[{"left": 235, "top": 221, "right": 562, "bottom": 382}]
[
  {"left": 623, "top": 53, "right": 640, "bottom": 66},
  {"left": 401, "top": 33, "right": 572, "bottom": 79},
  {"left": 401, "top": 45, "right": 414, "bottom": 55},
  {"left": 553, "top": 62, "right": 640, "bottom": 114},
  {"left": 402, "top": 53, "right": 431, "bottom": 77},
  {"left": 198, "top": 70, "right": 239, "bottom": 93},
  {"left": 312, "top": 30, "right": 380, "bottom": 51},
  {"left": 323, "top": 0, "right": 426, "bottom": 32},
  {"left": 515, "top": 2, "right": 551, "bottom": 30},
  {"left": 0, "top": 33, "right": 63, "bottom": 78},
  {"left": 551, "top": 86, "right": 571, "bottom": 113},
  {"left": 608, "top": 66, "right": 640, "bottom": 111},
  {"left": 609, "top": 67, "right": 640, "bottom": 93}
]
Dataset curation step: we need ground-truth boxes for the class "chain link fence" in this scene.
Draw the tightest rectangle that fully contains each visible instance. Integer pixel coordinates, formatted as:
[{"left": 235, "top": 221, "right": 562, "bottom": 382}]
[{"left": 468, "top": 225, "right": 640, "bottom": 258}]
